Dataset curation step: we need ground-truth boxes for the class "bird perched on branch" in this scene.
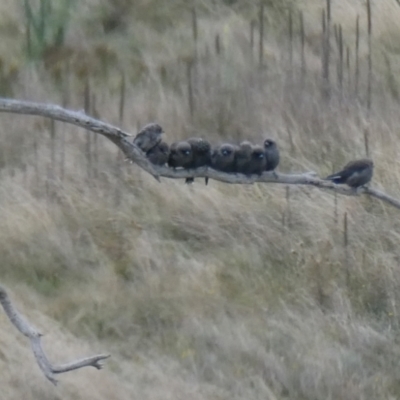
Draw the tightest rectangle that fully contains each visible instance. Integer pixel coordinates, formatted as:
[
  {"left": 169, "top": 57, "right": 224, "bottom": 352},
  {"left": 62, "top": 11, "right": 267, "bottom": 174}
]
[
  {"left": 264, "top": 139, "right": 280, "bottom": 172},
  {"left": 247, "top": 144, "right": 266, "bottom": 175},
  {"left": 168, "top": 141, "right": 193, "bottom": 169},
  {"left": 211, "top": 144, "right": 237, "bottom": 173},
  {"left": 185, "top": 138, "right": 212, "bottom": 185},
  {"left": 146, "top": 141, "right": 169, "bottom": 166},
  {"left": 234, "top": 141, "right": 253, "bottom": 174},
  {"left": 325, "top": 159, "right": 374, "bottom": 188},
  {"left": 133, "top": 123, "right": 164, "bottom": 153}
]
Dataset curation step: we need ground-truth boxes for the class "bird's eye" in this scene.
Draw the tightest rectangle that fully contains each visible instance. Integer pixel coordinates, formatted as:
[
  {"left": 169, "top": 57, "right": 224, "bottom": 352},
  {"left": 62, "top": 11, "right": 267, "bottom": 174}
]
[
  {"left": 184, "top": 150, "right": 190, "bottom": 155},
  {"left": 222, "top": 150, "right": 230, "bottom": 156}
]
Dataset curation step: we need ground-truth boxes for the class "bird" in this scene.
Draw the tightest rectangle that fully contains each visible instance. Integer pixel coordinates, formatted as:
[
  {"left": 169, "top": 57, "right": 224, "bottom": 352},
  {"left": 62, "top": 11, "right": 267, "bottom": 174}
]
[
  {"left": 234, "top": 141, "right": 253, "bottom": 174},
  {"left": 211, "top": 144, "right": 237, "bottom": 173},
  {"left": 146, "top": 141, "right": 169, "bottom": 166},
  {"left": 185, "top": 138, "right": 212, "bottom": 185},
  {"left": 168, "top": 141, "right": 193, "bottom": 169},
  {"left": 325, "top": 159, "right": 374, "bottom": 188},
  {"left": 246, "top": 144, "right": 267, "bottom": 175},
  {"left": 264, "top": 139, "right": 280, "bottom": 172},
  {"left": 133, "top": 123, "right": 164, "bottom": 153}
]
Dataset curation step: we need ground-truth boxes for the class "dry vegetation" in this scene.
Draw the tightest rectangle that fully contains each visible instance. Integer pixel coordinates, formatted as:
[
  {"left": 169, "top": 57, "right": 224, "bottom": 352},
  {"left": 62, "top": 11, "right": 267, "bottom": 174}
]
[{"left": 1, "top": 0, "right": 400, "bottom": 398}]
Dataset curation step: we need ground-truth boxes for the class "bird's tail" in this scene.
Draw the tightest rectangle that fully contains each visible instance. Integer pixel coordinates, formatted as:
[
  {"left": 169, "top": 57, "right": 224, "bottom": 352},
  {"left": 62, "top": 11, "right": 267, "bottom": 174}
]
[{"left": 325, "top": 173, "right": 343, "bottom": 183}]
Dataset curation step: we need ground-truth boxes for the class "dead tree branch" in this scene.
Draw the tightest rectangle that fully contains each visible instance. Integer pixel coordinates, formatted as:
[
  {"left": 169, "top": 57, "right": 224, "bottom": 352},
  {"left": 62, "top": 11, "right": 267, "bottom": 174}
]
[
  {"left": 0, "top": 98, "right": 399, "bottom": 380},
  {"left": 0, "top": 98, "right": 161, "bottom": 180},
  {"left": 0, "top": 97, "right": 398, "bottom": 210},
  {"left": 0, "top": 284, "right": 110, "bottom": 385}
]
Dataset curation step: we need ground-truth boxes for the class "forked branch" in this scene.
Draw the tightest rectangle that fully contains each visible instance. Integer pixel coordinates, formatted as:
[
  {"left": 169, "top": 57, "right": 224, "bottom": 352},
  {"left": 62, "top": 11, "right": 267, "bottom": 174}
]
[
  {"left": 0, "top": 285, "right": 110, "bottom": 385},
  {"left": 0, "top": 97, "right": 398, "bottom": 210}
]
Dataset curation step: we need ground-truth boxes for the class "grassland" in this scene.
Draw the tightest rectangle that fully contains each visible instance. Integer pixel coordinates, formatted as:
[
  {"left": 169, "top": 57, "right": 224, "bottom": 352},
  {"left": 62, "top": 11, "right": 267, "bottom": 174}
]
[{"left": 1, "top": 0, "right": 400, "bottom": 399}]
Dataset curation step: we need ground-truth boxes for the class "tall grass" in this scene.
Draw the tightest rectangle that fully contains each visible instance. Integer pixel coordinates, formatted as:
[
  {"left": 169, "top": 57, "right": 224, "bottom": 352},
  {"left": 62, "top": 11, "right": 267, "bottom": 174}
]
[
  {"left": 1, "top": 0, "right": 400, "bottom": 398},
  {"left": 23, "top": 0, "right": 75, "bottom": 59}
]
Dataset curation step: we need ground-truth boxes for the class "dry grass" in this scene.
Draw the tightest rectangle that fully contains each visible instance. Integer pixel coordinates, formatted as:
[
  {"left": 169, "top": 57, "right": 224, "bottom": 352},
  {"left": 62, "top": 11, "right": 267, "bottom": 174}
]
[{"left": 1, "top": 0, "right": 400, "bottom": 398}]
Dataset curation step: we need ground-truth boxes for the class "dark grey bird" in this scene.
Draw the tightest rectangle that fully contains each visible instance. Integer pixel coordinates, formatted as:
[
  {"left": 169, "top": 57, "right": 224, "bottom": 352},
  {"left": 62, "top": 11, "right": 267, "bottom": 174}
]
[
  {"left": 133, "top": 123, "right": 164, "bottom": 153},
  {"left": 185, "top": 137, "right": 212, "bottom": 185},
  {"left": 211, "top": 144, "right": 237, "bottom": 173},
  {"left": 168, "top": 141, "right": 193, "bottom": 169},
  {"left": 264, "top": 139, "right": 280, "bottom": 171},
  {"left": 146, "top": 141, "right": 169, "bottom": 166},
  {"left": 234, "top": 141, "right": 253, "bottom": 174},
  {"left": 325, "top": 159, "right": 374, "bottom": 188},
  {"left": 247, "top": 144, "right": 267, "bottom": 175}
]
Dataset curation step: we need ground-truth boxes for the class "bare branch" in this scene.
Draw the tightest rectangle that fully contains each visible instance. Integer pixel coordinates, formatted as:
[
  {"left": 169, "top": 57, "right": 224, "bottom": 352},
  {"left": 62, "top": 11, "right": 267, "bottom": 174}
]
[
  {"left": 0, "top": 98, "right": 161, "bottom": 181},
  {"left": 0, "top": 97, "right": 398, "bottom": 210},
  {"left": 0, "top": 284, "right": 110, "bottom": 385},
  {"left": 365, "top": 187, "right": 400, "bottom": 209}
]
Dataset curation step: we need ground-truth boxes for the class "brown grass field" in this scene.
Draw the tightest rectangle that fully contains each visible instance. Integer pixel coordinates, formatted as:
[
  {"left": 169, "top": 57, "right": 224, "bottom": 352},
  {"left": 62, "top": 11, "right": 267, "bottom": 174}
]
[{"left": 1, "top": 0, "right": 400, "bottom": 398}]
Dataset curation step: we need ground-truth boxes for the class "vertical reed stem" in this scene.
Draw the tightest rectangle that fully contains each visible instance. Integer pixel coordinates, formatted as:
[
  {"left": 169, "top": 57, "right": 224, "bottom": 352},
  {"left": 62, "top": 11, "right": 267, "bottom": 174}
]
[
  {"left": 48, "top": 119, "right": 56, "bottom": 199},
  {"left": 92, "top": 93, "right": 98, "bottom": 179},
  {"left": 187, "top": 60, "right": 195, "bottom": 119},
  {"left": 250, "top": 19, "right": 256, "bottom": 52},
  {"left": 300, "top": 11, "right": 306, "bottom": 83},
  {"left": 84, "top": 77, "right": 92, "bottom": 181},
  {"left": 192, "top": 5, "right": 198, "bottom": 64},
  {"left": 259, "top": 1, "right": 265, "bottom": 67},
  {"left": 288, "top": 9, "right": 293, "bottom": 80},
  {"left": 364, "top": 127, "right": 370, "bottom": 157},
  {"left": 344, "top": 212, "right": 350, "bottom": 287},
  {"left": 215, "top": 34, "right": 221, "bottom": 55},
  {"left": 334, "top": 192, "right": 338, "bottom": 225},
  {"left": 321, "top": 4, "right": 331, "bottom": 100},
  {"left": 338, "top": 25, "right": 344, "bottom": 96},
  {"left": 346, "top": 46, "right": 351, "bottom": 90},
  {"left": 355, "top": 15, "right": 360, "bottom": 97},
  {"left": 119, "top": 72, "right": 125, "bottom": 126},
  {"left": 286, "top": 186, "right": 291, "bottom": 228},
  {"left": 366, "top": 0, "right": 372, "bottom": 112}
]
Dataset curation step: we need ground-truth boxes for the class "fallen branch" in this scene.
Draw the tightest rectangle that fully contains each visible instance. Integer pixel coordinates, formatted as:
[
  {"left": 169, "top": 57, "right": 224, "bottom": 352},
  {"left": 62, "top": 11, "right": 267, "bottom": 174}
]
[
  {"left": 0, "top": 284, "right": 110, "bottom": 385},
  {"left": 0, "top": 97, "right": 398, "bottom": 210}
]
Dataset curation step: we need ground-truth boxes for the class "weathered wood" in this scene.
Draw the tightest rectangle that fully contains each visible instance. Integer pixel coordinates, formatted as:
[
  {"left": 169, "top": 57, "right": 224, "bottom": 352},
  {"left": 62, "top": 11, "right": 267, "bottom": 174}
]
[
  {"left": 0, "top": 284, "right": 109, "bottom": 385},
  {"left": 0, "top": 98, "right": 398, "bottom": 210}
]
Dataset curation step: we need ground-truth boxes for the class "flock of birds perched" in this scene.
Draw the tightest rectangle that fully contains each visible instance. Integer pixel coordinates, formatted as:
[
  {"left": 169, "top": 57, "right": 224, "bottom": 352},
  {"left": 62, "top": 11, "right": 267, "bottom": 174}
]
[{"left": 131, "top": 123, "right": 374, "bottom": 188}]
